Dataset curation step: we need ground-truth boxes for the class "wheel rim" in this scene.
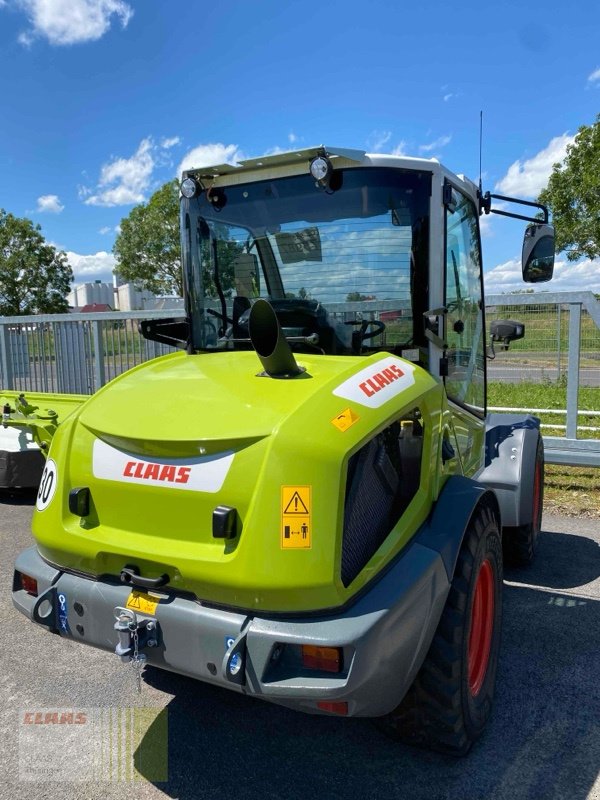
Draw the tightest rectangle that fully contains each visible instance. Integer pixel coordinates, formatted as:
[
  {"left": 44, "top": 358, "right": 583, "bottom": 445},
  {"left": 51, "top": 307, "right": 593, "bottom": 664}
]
[{"left": 468, "top": 559, "right": 495, "bottom": 696}]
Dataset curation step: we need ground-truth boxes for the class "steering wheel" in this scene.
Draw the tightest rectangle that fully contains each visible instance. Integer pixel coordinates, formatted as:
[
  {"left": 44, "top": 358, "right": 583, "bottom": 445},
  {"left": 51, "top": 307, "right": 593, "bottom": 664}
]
[
  {"left": 345, "top": 319, "right": 386, "bottom": 338},
  {"left": 345, "top": 319, "right": 386, "bottom": 352}
]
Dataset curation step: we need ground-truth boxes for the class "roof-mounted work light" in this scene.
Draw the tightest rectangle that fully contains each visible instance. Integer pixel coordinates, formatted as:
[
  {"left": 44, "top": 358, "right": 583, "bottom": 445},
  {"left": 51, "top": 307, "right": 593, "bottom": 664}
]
[
  {"left": 181, "top": 177, "right": 198, "bottom": 198},
  {"left": 309, "top": 155, "right": 333, "bottom": 186}
]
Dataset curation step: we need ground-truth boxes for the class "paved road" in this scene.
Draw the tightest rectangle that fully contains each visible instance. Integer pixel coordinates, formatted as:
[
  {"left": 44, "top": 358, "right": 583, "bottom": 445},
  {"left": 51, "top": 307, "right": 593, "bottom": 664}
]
[
  {"left": 1, "top": 493, "right": 599, "bottom": 800},
  {"left": 488, "top": 365, "right": 600, "bottom": 387}
]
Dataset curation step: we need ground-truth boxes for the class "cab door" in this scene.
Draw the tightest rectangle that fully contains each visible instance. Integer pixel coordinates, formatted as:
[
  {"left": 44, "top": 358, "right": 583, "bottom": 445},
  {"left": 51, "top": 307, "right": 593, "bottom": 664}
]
[{"left": 444, "top": 184, "right": 486, "bottom": 476}]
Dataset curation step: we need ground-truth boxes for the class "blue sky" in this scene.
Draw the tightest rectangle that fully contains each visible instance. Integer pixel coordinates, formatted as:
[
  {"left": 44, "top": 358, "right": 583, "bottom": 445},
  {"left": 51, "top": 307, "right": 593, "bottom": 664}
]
[{"left": 1, "top": 0, "right": 599, "bottom": 294}]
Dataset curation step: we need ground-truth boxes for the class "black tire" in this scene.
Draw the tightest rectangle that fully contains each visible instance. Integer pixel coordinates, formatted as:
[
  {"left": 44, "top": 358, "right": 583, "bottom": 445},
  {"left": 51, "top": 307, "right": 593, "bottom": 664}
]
[
  {"left": 377, "top": 502, "right": 503, "bottom": 756},
  {"left": 503, "top": 436, "right": 544, "bottom": 567}
]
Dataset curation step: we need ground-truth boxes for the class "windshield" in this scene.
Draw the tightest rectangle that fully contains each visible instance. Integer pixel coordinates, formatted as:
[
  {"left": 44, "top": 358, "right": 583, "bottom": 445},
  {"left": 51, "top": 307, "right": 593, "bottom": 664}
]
[{"left": 182, "top": 167, "right": 431, "bottom": 357}]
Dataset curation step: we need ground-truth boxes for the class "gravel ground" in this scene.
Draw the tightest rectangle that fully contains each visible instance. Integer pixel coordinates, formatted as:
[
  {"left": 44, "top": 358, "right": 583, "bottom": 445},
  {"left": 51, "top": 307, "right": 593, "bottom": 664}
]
[{"left": 1, "top": 493, "right": 598, "bottom": 800}]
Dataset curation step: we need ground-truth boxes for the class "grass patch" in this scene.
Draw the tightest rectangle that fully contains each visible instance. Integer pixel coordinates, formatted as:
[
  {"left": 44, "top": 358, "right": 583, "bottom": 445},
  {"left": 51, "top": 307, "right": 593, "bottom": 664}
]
[
  {"left": 488, "top": 381, "right": 600, "bottom": 518},
  {"left": 544, "top": 465, "right": 600, "bottom": 518},
  {"left": 488, "top": 381, "right": 600, "bottom": 439}
]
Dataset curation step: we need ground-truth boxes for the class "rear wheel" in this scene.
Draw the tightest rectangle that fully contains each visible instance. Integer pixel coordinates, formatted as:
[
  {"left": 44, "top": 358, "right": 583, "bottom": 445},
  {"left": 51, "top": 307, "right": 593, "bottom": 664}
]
[
  {"left": 378, "top": 502, "right": 503, "bottom": 756},
  {"left": 503, "top": 436, "right": 544, "bottom": 567}
]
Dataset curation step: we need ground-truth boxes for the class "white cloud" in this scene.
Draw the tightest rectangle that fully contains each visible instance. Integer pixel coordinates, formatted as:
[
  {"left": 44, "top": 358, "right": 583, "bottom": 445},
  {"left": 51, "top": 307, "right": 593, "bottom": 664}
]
[
  {"left": 495, "top": 133, "right": 574, "bottom": 198},
  {"left": 160, "top": 136, "right": 180, "bottom": 149},
  {"left": 587, "top": 67, "right": 600, "bottom": 84},
  {"left": 485, "top": 256, "right": 600, "bottom": 294},
  {"left": 288, "top": 132, "right": 298, "bottom": 144},
  {"left": 443, "top": 93, "right": 454, "bottom": 102},
  {"left": 177, "top": 143, "right": 245, "bottom": 176},
  {"left": 66, "top": 250, "right": 116, "bottom": 283},
  {"left": 98, "top": 226, "right": 111, "bottom": 234},
  {"left": 84, "top": 137, "right": 154, "bottom": 207},
  {"left": 366, "top": 132, "right": 408, "bottom": 156},
  {"left": 16, "top": 0, "right": 133, "bottom": 46},
  {"left": 36, "top": 194, "right": 64, "bottom": 213},
  {"left": 367, "top": 130, "right": 392, "bottom": 152},
  {"left": 390, "top": 141, "right": 408, "bottom": 157},
  {"left": 419, "top": 135, "right": 452, "bottom": 154}
]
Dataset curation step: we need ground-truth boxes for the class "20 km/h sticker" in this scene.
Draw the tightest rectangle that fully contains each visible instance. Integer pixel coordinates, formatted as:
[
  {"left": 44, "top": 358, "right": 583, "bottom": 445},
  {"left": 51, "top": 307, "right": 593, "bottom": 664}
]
[
  {"left": 36, "top": 459, "right": 58, "bottom": 511},
  {"left": 281, "top": 485, "right": 311, "bottom": 549}
]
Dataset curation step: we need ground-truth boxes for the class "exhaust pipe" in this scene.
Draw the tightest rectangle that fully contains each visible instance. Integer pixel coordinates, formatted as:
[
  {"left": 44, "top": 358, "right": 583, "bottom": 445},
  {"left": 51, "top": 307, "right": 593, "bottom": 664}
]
[{"left": 249, "top": 299, "right": 304, "bottom": 378}]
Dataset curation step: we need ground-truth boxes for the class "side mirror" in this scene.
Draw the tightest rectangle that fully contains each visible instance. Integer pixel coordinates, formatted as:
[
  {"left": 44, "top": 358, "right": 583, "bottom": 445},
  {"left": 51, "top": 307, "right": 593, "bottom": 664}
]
[
  {"left": 490, "top": 319, "right": 525, "bottom": 350},
  {"left": 522, "top": 223, "right": 555, "bottom": 283}
]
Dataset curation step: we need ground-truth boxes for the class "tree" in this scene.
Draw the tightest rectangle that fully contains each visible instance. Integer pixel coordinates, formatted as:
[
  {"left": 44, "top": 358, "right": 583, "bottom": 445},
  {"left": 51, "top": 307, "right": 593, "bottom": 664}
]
[
  {"left": 346, "top": 292, "right": 376, "bottom": 301},
  {"left": 113, "top": 180, "right": 182, "bottom": 296},
  {"left": 0, "top": 210, "right": 73, "bottom": 316},
  {"left": 538, "top": 115, "right": 600, "bottom": 261}
]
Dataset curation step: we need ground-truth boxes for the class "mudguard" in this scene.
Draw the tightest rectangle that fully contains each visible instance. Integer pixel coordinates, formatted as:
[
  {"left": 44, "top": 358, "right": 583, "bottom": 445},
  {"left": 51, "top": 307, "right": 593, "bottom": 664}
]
[
  {"left": 416, "top": 474, "right": 500, "bottom": 582},
  {"left": 478, "top": 413, "right": 542, "bottom": 528}
]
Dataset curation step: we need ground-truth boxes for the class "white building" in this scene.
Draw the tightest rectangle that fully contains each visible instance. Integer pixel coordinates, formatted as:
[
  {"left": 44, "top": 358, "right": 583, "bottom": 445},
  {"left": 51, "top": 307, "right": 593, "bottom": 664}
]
[
  {"left": 68, "top": 281, "right": 115, "bottom": 309},
  {"left": 68, "top": 279, "right": 183, "bottom": 312}
]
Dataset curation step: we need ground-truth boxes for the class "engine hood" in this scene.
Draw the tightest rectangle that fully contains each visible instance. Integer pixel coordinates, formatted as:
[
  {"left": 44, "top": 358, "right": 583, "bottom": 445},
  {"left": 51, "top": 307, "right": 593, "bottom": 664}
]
[
  {"left": 78, "top": 350, "right": 364, "bottom": 455},
  {"left": 33, "top": 350, "right": 443, "bottom": 613}
]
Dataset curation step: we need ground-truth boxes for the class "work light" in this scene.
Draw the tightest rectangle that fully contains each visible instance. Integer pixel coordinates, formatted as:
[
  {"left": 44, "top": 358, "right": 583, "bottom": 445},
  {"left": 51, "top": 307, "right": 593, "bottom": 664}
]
[
  {"left": 310, "top": 155, "right": 333, "bottom": 184},
  {"left": 180, "top": 177, "right": 198, "bottom": 198}
]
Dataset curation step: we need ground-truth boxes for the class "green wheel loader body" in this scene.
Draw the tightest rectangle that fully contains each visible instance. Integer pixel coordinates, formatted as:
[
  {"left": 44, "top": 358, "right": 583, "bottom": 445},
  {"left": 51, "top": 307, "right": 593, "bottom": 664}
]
[{"left": 11, "top": 146, "right": 553, "bottom": 739}]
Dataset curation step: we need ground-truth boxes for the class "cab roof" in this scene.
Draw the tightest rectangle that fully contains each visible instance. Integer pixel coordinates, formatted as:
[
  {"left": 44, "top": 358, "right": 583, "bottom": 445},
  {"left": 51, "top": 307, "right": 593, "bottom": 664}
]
[{"left": 182, "top": 144, "right": 478, "bottom": 200}]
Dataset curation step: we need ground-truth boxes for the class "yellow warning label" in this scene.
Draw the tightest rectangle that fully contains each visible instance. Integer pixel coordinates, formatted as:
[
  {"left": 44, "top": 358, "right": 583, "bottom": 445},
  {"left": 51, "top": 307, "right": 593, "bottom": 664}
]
[
  {"left": 126, "top": 590, "right": 159, "bottom": 615},
  {"left": 331, "top": 407, "right": 360, "bottom": 432},
  {"left": 281, "top": 485, "right": 311, "bottom": 549}
]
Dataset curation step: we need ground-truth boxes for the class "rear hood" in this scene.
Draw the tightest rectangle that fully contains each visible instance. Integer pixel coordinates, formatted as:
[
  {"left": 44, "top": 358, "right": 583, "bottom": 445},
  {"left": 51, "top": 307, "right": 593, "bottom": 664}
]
[
  {"left": 77, "top": 351, "right": 358, "bottom": 455},
  {"left": 33, "top": 350, "right": 441, "bottom": 612}
]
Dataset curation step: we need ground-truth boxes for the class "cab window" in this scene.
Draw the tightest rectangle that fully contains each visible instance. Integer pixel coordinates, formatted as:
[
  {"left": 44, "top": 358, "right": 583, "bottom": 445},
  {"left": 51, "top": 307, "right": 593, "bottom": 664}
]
[{"left": 444, "top": 188, "right": 485, "bottom": 416}]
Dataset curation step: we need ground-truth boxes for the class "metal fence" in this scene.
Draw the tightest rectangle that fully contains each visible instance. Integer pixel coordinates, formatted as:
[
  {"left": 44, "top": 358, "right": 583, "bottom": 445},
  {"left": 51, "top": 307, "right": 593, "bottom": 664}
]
[
  {"left": 486, "top": 291, "right": 600, "bottom": 465},
  {"left": 1, "top": 292, "right": 599, "bottom": 465},
  {"left": 0, "top": 310, "right": 178, "bottom": 395}
]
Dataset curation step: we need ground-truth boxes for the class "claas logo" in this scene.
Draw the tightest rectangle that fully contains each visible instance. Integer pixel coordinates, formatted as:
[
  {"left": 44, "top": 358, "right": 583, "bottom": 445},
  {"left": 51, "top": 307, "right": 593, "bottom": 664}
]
[
  {"left": 359, "top": 364, "right": 405, "bottom": 398},
  {"left": 123, "top": 461, "right": 191, "bottom": 484}
]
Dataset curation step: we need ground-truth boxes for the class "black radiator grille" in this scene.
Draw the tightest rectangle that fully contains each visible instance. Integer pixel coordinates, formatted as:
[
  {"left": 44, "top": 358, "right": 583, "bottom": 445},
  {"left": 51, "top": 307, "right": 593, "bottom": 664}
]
[{"left": 341, "top": 414, "right": 423, "bottom": 587}]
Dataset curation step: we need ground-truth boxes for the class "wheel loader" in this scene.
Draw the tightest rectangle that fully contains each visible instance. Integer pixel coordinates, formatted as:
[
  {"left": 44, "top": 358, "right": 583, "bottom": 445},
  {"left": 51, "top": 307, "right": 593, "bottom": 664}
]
[{"left": 11, "top": 146, "right": 555, "bottom": 754}]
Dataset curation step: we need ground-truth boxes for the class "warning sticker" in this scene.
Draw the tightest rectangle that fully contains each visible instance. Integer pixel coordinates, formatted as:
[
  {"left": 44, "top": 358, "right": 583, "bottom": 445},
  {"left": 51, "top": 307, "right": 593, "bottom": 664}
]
[
  {"left": 331, "top": 407, "right": 360, "bottom": 432},
  {"left": 281, "top": 485, "right": 311, "bottom": 549},
  {"left": 126, "top": 591, "right": 159, "bottom": 616}
]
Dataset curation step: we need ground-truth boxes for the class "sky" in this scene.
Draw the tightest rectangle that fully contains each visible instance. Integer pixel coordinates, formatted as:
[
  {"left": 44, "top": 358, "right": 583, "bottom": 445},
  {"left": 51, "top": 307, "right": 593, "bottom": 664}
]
[{"left": 1, "top": 0, "right": 599, "bottom": 296}]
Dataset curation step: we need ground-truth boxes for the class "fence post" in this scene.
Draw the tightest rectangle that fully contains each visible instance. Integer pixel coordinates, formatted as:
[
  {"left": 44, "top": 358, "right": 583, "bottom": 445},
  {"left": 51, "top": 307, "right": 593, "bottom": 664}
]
[
  {"left": 0, "top": 323, "right": 14, "bottom": 390},
  {"left": 566, "top": 302, "right": 581, "bottom": 439},
  {"left": 92, "top": 320, "right": 106, "bottom": 391}
]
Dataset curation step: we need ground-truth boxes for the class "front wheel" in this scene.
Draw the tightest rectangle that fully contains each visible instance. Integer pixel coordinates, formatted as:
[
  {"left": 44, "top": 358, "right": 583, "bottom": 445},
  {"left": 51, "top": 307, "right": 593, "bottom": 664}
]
[{"left": 378, "top": 502, "right": 503, "bottom": 756}]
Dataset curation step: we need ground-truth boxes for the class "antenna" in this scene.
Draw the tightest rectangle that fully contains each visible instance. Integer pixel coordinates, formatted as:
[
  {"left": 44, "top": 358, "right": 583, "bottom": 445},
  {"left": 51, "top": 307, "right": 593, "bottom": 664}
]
[{"left": 478, "top": 110, "right": 483, "bottom": 196}]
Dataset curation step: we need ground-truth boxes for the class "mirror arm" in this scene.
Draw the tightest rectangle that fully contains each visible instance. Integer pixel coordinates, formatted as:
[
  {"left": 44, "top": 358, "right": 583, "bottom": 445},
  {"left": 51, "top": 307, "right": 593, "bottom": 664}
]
[{"left": 480, "top": 192, "right": 549, "bottom": 224}]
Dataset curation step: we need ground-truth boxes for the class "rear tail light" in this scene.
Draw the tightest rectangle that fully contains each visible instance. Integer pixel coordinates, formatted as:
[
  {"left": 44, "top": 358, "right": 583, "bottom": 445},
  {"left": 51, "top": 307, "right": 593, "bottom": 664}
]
[
  {"left": 19, "top": 573, "right": 38, "bottom": 596},
  {"left": 301, "top": 645, "right": 343, "bottom": 673},
  {"left": 317, "top": 701, "right": 348, "bottom": 715}
]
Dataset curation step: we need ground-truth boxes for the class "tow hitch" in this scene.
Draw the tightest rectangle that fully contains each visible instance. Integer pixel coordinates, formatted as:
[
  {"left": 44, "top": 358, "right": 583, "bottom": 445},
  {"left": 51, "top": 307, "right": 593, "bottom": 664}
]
[{"left": 113, "top": 607, "right": 159, "bottom": 692}]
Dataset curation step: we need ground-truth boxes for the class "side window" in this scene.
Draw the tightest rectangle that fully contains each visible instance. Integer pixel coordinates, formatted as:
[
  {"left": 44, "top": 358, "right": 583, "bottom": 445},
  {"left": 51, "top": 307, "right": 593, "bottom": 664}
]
[{"left": 444, "top": 189, "right": 485, "bottom": 416}]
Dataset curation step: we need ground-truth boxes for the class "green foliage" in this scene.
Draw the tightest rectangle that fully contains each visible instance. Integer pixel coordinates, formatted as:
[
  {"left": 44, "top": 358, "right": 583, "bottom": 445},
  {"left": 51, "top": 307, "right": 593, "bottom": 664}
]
[
  {"left": 538, "top": 114, "right": 600, "bottom": 260},
  {"left": 0, "top": 209, "right": 73, "bottom": 316},
  {"left": 113, "top": 180, "right": 182, "bottom": 296},
  {"left": 346, "top": 292, "right": 376, "bottom": 301}
]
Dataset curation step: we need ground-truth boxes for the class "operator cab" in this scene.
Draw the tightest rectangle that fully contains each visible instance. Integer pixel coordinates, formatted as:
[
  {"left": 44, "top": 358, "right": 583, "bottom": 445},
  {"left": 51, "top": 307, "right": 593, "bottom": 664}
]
[
  {"left": 143, "top": 146, "right": 554, "bottom": 403},
  {"left": 180, "top": 159, "right": 431, "bottom": 365}
]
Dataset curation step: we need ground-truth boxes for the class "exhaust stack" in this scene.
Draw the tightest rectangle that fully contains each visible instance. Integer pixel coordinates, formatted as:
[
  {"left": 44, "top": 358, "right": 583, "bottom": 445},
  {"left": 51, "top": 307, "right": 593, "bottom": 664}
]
[{"left": 249, "top": 299, "right": 304, "bottom": 378}]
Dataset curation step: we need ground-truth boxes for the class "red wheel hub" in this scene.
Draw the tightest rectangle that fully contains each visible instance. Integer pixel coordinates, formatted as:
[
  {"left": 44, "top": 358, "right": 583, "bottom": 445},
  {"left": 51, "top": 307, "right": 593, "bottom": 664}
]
[{"left": 468, "top": 559, "right": 495, "bottom": 696}]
